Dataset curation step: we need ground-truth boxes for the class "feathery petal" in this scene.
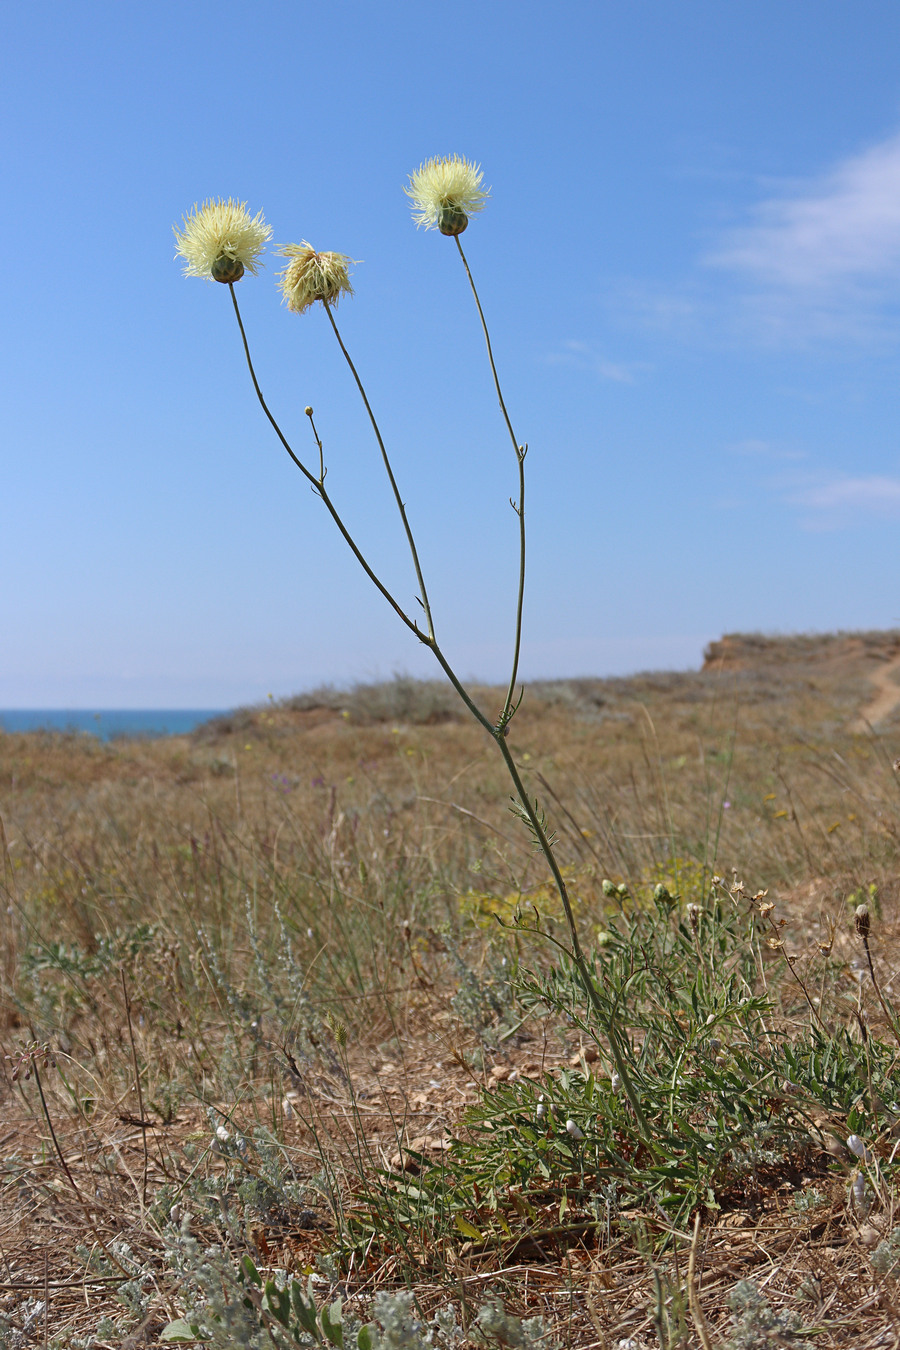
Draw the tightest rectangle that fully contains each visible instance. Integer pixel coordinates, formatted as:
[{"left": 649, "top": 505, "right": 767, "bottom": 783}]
[
  {"left": 405, "top": 155, "right": 490, "bottom": 232},
  {"left": 174, "top": 198, "right": 271, "bottom": 281}
]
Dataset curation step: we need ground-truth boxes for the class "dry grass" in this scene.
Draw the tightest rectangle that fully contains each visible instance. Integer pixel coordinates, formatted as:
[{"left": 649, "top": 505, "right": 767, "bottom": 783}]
[{"left": 3, "top": 637, "right": 900, "bottom": 1345}]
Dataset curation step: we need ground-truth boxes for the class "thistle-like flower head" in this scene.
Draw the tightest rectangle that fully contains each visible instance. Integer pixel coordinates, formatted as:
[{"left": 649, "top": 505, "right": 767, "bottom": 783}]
[
  {"left": 277, "top": 243, "right": 356, "bottom": 314},
  {"left": 174, "top": 198, "right": 271, "bottom": 283},
  {"left": 404, "top": 155, "right": 490, "bottom": 235}
]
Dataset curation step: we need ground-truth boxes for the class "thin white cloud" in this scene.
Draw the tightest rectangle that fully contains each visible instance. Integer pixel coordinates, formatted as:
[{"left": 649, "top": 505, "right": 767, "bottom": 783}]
[
  {"left": 793, "top": 474, "right": 900, "bottom": 513},
  {"left": 793, "top": 469, "right": 900, "bottom": 521},
  {"left": 544, "top": 340, "right": 649, "bottom": 383},
  {"left": 605, "top": 132, "right": 900, "bottom": 347},
  {"left": 710, "top": 133, "right": 900, "bottom": 290}
]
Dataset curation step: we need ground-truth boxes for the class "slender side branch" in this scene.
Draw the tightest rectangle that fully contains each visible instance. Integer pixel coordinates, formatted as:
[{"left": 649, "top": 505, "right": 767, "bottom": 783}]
[
  {"left": 228, "top": 286, "right": 426, "bottom": 643},
  {"left": 324, "top": 305, "right": 435, "bottom": 640},
  {"left": 501, "top": 445, "right": 527, "bottom": 731},
  {"left": 455, "top": 236, "right": 526, "bottom": 726},
  {"left": 454, "top": 237, "right": 519, "bottom": 455},
  {"left": 229, "top": 284, "right": 318, "bottom": 486}
]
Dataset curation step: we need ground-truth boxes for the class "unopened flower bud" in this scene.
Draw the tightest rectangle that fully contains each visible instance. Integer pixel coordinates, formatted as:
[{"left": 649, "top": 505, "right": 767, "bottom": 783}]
[
  {"left": 601, "top": 879, "right": 617, "bottom": 897},
  {"left": 211, "top": 254, "right": 245, "bottom": 284},
  {"left": 438, "top": 205, "right": 468, "bottom": 236},
  {"left": 305, "top": 406, "right": 314, "bottom": 416},
  {"left": 653, "top": 883, "right": 671, "bottom": 903},
  {"left": 565, "top": 1119, "right": 584, "bottom": 1141}
]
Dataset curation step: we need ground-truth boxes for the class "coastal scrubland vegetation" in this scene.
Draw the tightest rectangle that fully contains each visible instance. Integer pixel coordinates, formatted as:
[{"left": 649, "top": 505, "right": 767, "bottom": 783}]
[{"left": 3, "top": 635, "right": 900, "bottom": 1345}]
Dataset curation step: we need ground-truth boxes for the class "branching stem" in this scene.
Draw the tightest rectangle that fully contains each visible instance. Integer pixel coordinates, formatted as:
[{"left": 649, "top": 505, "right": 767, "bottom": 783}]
[
  {"left": 229, "top": 286, "right": 426, "bottom": 644},
  {"left": 225, "top": 280, "right": 654, "bottom": 1151}
]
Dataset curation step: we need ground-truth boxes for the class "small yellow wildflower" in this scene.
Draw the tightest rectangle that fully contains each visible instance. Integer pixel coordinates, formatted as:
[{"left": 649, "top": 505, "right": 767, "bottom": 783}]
[
  {"left": 404, "top": 154, "right": 490, "bottom": 235},
  {"left": 174, "top": 198, "right": 271, "bottom": 283},
  {"left": 277, "top": 243, "right": 356, "bottom": 314}
]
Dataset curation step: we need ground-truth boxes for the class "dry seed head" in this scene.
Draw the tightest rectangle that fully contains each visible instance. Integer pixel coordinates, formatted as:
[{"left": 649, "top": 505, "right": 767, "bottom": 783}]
[
  {"left": 174, "top": 198, "right": 271, "bottom": 281},
  {"left": 686, "top": 902, "right": 700, "bottom": 931},
  {"left": 325, "top": 1010, "right": 348, "bottom": 1049},
  {"left": 856, "top": 903, "right": 871, "bottom": 938},
  {"left": 278, "top": 243, "right": 356, "bottom": 313}
]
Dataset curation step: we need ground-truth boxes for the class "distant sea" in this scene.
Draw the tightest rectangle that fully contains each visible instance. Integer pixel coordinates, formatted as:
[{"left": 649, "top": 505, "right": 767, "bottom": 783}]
[{"left": 0, "top": 710, "right": 226, "bottom": 742}]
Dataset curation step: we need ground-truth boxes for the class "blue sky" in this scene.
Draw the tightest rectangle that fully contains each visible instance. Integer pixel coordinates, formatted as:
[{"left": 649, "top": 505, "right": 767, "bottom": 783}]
[{"left": 4, "top": 1, "right": 900, "bottom": 707}]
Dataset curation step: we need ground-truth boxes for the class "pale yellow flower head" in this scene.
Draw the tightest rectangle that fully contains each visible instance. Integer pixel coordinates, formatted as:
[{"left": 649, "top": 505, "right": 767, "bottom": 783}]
[
  {"left": 404, "top": 155, "right": 490, "bottom": 235},
  {"left": 277, "top": 243, "right": 356, "bottom": 314},
  {"left": 174, "top": 198, "right": 271, "bottom": 283}
]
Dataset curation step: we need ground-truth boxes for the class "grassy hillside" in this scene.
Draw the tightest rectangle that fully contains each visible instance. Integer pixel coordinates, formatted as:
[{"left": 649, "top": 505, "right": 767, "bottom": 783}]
[{"left": 2, "top": 636, "right": 900, "bottom": 1346}]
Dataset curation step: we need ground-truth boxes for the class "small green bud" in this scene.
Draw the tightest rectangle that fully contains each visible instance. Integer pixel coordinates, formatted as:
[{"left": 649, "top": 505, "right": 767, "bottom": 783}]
[
  {"left": 211, "top": 254, "right": 245, "bottom": 284},
  {"left": 601, "top": 879, "right": 617, "bottom": 897},
  {"left": 653, "top": 883, "right": 672, "bottom": 903}
]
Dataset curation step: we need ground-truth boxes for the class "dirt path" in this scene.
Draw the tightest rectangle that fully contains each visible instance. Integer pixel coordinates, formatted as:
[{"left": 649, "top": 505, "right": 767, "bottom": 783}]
[{"left": 851, "top": 652, "right": 900, "bottom": 731}]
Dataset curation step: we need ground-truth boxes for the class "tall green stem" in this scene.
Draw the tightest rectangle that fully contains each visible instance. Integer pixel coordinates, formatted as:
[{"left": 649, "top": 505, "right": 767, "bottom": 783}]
[
  {"left": 455, "top": 236, "right": 526, "bottom": 729},
  {"left": 227, "top": 283, "right": 654, "bottom": 1147}
]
